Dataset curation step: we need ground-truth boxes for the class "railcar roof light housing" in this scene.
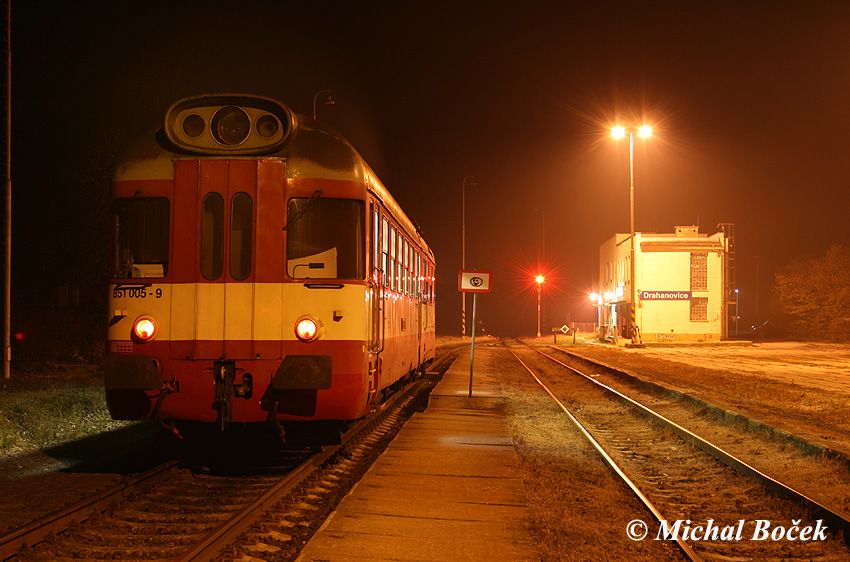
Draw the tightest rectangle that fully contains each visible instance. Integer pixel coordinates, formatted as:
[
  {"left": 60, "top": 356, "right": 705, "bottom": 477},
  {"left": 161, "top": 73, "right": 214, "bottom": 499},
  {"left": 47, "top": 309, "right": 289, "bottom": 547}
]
[{"left": 164, "top": 93, "right": 293, "bottom": 155}]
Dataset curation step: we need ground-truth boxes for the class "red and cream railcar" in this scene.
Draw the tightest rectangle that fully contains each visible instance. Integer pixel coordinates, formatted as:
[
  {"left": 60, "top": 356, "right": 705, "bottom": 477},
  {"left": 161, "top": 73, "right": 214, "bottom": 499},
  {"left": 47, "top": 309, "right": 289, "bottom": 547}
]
[{"left": 105, "top": 94, "right": 436, "bottom": 433}]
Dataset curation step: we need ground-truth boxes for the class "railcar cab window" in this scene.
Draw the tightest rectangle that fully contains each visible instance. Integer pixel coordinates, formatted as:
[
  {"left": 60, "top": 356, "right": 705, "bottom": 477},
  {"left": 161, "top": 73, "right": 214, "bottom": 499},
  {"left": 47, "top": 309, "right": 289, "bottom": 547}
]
[
  {"left": 201, "top": 193, "right": 225, "bottom": 280},
  {"left": 112, "top": 198, "right": 169, "bottom": 278},
  {"left": 287, "top": 197, "right": 364, "bottom": 279}
]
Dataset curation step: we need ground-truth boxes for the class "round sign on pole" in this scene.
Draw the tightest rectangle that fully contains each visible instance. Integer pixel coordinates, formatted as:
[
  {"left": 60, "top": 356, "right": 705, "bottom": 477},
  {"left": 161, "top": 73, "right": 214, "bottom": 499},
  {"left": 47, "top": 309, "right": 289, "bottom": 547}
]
[{"left": 458, "top": 270, "right": 493, "bottom": 293}]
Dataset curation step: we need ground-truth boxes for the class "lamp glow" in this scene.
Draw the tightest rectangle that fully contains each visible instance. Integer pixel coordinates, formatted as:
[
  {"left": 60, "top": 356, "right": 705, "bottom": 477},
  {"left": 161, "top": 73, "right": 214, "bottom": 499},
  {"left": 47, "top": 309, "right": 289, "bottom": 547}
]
[
  {"left": 611, "top": 125, "right": 626, "bottom": 139},
  {"left": 295, "top": 317, "right": 319, "bottom": 342},
  {"left": 133, "top": 317, "right": 157, "bottom": 341},
  {"left": 638, "top": 125, "right": 653, "bottom": 138}
]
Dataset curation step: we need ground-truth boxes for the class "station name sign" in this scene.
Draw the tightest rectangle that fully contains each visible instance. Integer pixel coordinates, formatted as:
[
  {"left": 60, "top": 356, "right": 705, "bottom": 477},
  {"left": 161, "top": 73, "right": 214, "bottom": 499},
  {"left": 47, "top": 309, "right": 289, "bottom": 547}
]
[{"left": 640, "top": 290, "right": 692, "bottom": 300}]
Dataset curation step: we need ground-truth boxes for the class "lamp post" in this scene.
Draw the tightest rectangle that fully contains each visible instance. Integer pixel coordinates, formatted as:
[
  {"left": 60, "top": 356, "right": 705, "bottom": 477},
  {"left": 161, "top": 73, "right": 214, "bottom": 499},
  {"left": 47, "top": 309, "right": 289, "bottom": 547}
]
[
  {"left": 611, "top": 124, "right": 652, "bottom": 345},
  {"left": 312, "top": 89, "right": 335, "bottom": 120},
  {"left": 535, "top": 274, "right": 544, "bottom": 338},
  {"left": 461, "top": 175, "right": 476, "bottom": 337},
  {"left": 735, "top": 288, "right": 740, "bottom": 337}
]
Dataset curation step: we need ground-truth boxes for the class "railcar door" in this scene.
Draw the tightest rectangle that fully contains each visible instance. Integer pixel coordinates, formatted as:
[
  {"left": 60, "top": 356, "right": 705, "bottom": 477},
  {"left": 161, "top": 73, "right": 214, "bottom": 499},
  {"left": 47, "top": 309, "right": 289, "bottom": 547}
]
[
  {"left": 171, "top": 159, "right": 271, "bottom": 360},
  {"left": 367, "top": 202, "right": 384, "bottom": 399}
]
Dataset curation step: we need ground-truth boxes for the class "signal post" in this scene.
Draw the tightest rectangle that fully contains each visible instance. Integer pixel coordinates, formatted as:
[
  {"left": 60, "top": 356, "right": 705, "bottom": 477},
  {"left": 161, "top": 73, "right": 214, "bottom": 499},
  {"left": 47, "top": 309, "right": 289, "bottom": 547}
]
[{"left": 458, "top": 270, "right": 492, "bottom": 397}]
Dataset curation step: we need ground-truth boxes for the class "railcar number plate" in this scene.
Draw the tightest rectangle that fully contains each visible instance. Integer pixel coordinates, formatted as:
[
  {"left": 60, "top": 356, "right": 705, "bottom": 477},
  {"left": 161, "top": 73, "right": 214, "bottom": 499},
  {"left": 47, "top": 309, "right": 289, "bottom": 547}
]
[{"left": 112, "top": 287, "right": 163, "bottom": 299}]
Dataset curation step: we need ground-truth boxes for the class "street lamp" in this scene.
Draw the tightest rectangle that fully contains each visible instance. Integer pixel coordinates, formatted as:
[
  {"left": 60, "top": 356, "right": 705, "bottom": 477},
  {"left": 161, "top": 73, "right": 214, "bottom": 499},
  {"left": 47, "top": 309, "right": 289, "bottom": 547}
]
[
  {"left": 461, "top": 175, "right": 476, "bottom": 337},
  {"left": 535, "top": 274, "right": 545, "bottom": 338},
  {"left": 611, "top": 124, "right": 652, "bottom": 345},
  {"left": 312, "top": 89, "right": 335, "bottom": 120}
]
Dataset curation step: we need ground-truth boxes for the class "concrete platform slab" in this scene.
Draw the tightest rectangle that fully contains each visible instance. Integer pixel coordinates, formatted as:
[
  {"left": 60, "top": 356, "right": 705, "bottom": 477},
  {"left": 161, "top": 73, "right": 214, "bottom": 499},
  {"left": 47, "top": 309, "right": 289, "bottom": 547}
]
[{"left": 296, "top": 347, "right": 535, "bottom": 561}]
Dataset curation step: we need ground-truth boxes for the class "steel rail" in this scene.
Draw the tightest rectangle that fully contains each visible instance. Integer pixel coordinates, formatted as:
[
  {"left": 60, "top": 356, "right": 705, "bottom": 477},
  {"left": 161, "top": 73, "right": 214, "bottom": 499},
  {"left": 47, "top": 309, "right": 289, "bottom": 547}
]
[
  {"left": 0, "top": 459, "right": 179, "bottom": 560},
  {"left": 178, "top": 375, "right": 432, "bottom": 562},
  {"left": 174, "top": 445, "right": 338, "bottom": 562},
  {"left": 507, "top": 347, "right": 701, "bottom": 561},
  {"left": 526, "top": 342, "right": 850, "bottom": 544}
]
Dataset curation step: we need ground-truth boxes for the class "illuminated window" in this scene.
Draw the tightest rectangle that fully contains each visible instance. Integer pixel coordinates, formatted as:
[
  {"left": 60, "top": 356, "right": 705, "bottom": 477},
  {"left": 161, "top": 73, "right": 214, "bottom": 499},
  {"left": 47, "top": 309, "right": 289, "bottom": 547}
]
[
  {"left": 402, "top": 239, "right": 409, "bottom": 295},
  {"left": 416, "top": 254, "right": 421, "bottom": 300},
  {"left": 422, "top": 263, "right": 429, "bottom": 303},
  {"left": 390, "top": 225, "right": 397, "bottom": 291},
  {"left": 372, "top": 205, "right": 379, "bottom": 275},
  {"left": 382, "top": 218, "right": 389, "bottom": 287},
  {"left": 691, "top": 253, "right": 708, "bottom": 291},
  {"left": 690, "top": 297, "right": 708, "bottom": 321}
]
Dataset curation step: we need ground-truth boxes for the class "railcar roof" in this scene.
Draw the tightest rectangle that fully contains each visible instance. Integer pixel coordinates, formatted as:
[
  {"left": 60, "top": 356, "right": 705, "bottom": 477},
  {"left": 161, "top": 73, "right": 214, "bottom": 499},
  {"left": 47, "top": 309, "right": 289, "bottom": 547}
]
[{"left": 114, "top": 110, "right": 434, "bottom": 263}]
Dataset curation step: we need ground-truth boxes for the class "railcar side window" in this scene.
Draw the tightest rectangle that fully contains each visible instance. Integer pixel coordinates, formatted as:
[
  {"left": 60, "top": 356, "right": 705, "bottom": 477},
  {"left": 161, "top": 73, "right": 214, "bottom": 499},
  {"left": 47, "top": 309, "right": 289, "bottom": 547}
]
[
  {"left": 201, "top": 193, "right": 225, "bottom": 280},
  {"left": 230, "top": 192, "right": 253, "bottom": 280},
  {"left": 402, "top": 239, "right": 409, "bottom": 295},
  {"left": 382, "top": 218, "right": 389, "bottom": 287},
  {"left": 389, "top": 225, "right": 397, "bottom": 291},
  {"left": 286, "top": 197, "right": 365, "bottom": 280},
  {"left": 416, "top": 254, "right": 421, "bottom": 300},
  {"left": 112, "top": 197, "right": 169, "bottom": 278},
  {"left": 371, "top": 205, "right": 379, "bottom": 280}
]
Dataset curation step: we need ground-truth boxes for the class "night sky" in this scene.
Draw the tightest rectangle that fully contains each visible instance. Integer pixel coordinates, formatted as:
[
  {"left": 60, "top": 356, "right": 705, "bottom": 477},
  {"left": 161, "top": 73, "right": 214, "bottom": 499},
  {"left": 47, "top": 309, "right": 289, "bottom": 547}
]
[{"left": 9, "top": 1, "right": 850, "bottom": 337}]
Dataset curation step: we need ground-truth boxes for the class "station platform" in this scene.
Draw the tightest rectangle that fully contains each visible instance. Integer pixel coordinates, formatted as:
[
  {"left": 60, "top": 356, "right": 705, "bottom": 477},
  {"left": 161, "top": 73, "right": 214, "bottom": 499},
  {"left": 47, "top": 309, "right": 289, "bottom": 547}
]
[{"left": 296, "top": 346, "right": 535, "bottom": 561}]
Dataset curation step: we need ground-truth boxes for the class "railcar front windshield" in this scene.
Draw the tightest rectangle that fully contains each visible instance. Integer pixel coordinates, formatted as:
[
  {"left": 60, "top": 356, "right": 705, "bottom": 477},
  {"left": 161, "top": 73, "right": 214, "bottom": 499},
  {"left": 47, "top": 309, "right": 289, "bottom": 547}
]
[
  {"left": 112, "top": 198, "right": 170, "bottom": 278},
  {"left": 286, "top": 197, "right": 364, "bottom": 280}
]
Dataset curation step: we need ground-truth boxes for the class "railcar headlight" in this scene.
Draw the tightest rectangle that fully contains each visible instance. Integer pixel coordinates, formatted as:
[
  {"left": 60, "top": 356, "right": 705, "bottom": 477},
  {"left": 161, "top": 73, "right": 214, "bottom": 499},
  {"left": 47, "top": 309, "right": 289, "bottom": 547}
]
[
  {"left": 295, "top": 317, "right": 320, "bottom": 342},
  {"left": 211, "top": 105, "right": 250, "bottom": 146},
  {"left": 132, "top": 316, "right": 158, "bottom": 342}
]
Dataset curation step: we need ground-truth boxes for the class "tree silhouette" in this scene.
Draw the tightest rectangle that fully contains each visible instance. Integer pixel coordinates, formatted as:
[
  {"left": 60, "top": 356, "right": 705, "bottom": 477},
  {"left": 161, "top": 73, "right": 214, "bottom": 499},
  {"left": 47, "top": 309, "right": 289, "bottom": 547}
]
[{"left": 774, "top": 244, "right": 850, "bottom": 341}]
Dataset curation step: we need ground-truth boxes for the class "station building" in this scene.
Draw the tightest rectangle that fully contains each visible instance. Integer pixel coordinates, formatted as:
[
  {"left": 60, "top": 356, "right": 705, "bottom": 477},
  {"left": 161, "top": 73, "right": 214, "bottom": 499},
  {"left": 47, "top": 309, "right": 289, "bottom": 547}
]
[{"left": 597, "top": 224, "right": 735, "bottom": 343}]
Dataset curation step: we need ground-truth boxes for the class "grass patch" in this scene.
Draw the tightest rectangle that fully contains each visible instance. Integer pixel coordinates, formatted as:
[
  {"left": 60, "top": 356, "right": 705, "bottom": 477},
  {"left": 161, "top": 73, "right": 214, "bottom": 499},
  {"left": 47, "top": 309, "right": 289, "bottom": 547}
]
[{"left": 0, "top": 363, "right": 130, "bottom": 457}]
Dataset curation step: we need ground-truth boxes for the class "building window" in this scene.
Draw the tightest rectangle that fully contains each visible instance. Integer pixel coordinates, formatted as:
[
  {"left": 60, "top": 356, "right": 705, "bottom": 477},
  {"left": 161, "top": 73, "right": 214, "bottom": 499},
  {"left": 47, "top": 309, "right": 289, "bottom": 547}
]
[
  {"left": 690, "top": 297, "right": 708, "bottom": 321},
  {"left": 690, "top": 252, "right": 708, "bottom": 291}
]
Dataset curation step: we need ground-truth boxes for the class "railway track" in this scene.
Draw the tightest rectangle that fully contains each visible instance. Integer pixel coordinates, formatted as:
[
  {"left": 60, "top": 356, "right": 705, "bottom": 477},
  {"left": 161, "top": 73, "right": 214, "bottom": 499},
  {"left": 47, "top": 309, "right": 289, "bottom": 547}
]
[
  {"left": 2, "top": 349, "right": 458, "bottom": 561},
  {"left": 508, "top": 340, "right": 850, "bottom": 560}
]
